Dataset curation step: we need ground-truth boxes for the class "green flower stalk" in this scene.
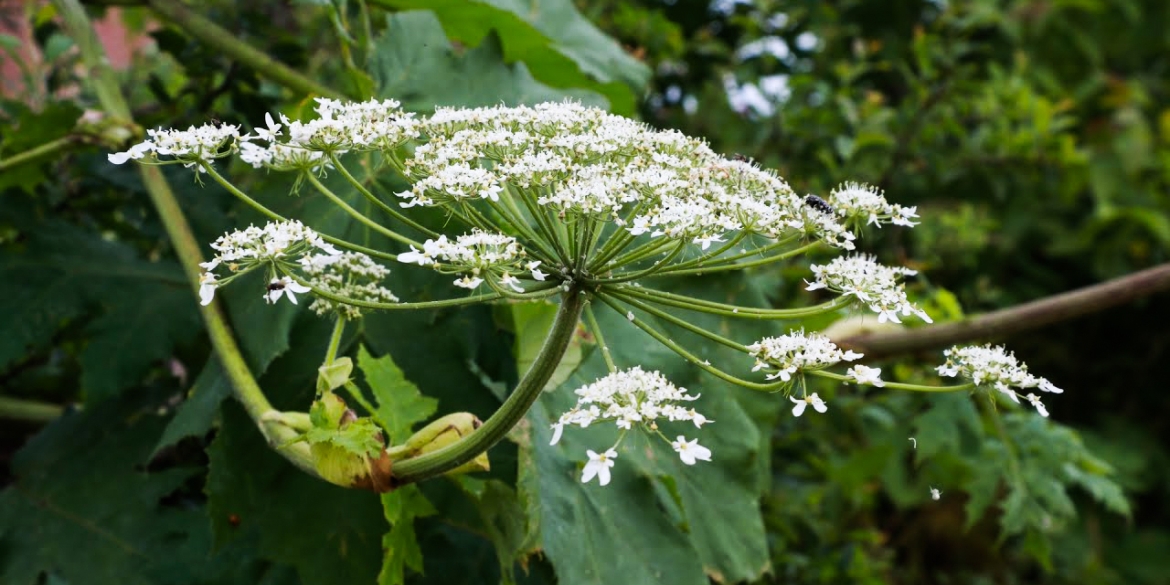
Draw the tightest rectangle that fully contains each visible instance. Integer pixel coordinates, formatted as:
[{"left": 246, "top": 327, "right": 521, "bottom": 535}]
[{"left": 109, "top": 99, "right": 1062, "bottom": 489}]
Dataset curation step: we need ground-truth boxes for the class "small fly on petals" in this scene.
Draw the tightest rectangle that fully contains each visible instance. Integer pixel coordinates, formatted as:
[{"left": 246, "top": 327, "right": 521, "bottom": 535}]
[{"left": 265, "top": 276, "right": 311, "bottom": 305}]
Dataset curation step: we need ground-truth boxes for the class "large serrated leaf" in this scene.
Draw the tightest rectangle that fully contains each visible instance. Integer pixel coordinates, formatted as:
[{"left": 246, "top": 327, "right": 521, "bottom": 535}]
[
  {"left": 369, "top": 11, "right": 608, "bottom": 111},
  {"left": 206, "top": 402, "right": 386, "bottom": 585},
  {"left": 0, "top": 392, "right": 275, "bottom": 585},
  {"left": 0, "top": 209, "right": 199, "bottom": 403},
  {"left": 370, "top": 0, "right": 650, "bottom": 113},
  {"left": 520, "top": 275, "right": 778, "bottom": 584},
  {"left": 357, "top": 345, "right": 438, "bottom": 443}
]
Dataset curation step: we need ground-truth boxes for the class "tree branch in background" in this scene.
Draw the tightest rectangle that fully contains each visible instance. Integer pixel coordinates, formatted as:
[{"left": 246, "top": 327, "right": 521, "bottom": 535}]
[{"left": 836, "top": 262, "right": 1170, "bottom": 360}]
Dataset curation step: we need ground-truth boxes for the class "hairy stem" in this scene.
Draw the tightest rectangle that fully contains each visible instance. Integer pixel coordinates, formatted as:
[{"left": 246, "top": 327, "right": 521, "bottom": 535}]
[
  {"left": 391, "top": 287, "right": 587, "bottom": 483},
  {"left": 54, "top": 0, "right": 316, "bottom": 475}
]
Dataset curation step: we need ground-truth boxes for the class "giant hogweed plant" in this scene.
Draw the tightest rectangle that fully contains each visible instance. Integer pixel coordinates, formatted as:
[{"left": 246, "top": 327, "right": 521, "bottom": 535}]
[{"left": 110, "top": 99, "right": 1062, "bottom": 491}]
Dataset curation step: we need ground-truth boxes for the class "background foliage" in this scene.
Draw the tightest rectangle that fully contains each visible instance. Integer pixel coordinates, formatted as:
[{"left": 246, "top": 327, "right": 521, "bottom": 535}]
[{"left": 1, "top": 1, "right": 1167, "bottom": 584}]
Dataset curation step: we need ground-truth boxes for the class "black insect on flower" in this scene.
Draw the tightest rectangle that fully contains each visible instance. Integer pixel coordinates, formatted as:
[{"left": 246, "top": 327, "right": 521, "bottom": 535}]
[{"left": 804, "top": 194, "right": 834, "bottom": 215}]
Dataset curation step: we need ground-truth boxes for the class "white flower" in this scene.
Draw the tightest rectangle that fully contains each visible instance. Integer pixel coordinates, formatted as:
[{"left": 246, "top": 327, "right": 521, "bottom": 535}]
[
  {"left": 846, "top": 365, "right": 885, "bottom": 386},
  {"left": 252, "top": 112, "right": 283, "bottom": 142},
  {"left": 1024, "top": 393, "right": 1049, "bottom": 417},
  {"left": 828, "top": 182, "right": 919, "bottom": 228},
  {"left": 690, "top": 409, "right": 711, "bottom": 428},
  {"left": 265, "top": 276, "right": 311, "bottom": 305},
  {"left": 499, "top": 272, "right": 524, "bottom": 292},
  {"left": 198, "top": 272, "right": 218, "bottom": 306},
  {"left": 581, "top": 449, "right": 617, "bottom": 486},
  {"left": 790, "top": 393, "right": 827, "bottom": 417},
  {"left": 671, "top": 436, "right": 712, "bottom": 465},
  {"left": 936, "top": 345, "right": 1063, "bottom": 399},
  {"left": 930, "top": 487, "right": 942, "bottom": 500},
  {"left": 552, "top": 368, "right": 709, "bottom": 445},
  {"left": 807, "top": 255, "right": 931, "bottom": 323},
  {"left": 526, "top": 261, "right": 547, "bottom": 281},
  {"left": 748, "top": 330, "right": 861, "bottom": 381},
  {"left": 454, "top": 276, "right": 484, "bottom": 289},
  {"left": 627, "top": 311, "right": 635, "bottom": 321}
]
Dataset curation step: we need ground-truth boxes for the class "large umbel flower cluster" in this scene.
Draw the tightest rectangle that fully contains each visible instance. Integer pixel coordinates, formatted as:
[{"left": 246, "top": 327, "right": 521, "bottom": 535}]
[{"left": 110, "top": 98, "right": 1061, "bottom": 486}]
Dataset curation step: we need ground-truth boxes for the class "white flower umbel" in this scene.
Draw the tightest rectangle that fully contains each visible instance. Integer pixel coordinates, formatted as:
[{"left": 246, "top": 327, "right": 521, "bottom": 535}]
[
  {"left": 108, "top": 123, "right": 242, "bottom": 167},
  {"left": 550, "top": 367, "right": 709, "bottom": 445},
  {"left": 299, "top": 252, "right": 399, "bottom": 319},
  {"left": 197, "top": 220, "right": 340, "bottom": 306},
  {"left": 274, "top": 98, "right": 422, "bottom": 153},
  {"left": 747, "top": 329, "right": 862, "bottom": 382},
  {"left": 395, "top": 230, "right": 543, "bottom": 292},
  {"left": 806, "top": 255, "right": 932, "bottom": 324},
  {"left": 828, "top": 182, "right": 920, "bottom": 228},
  {"left": 937, "top": 344, "right": 1062, "bottom": 416}
]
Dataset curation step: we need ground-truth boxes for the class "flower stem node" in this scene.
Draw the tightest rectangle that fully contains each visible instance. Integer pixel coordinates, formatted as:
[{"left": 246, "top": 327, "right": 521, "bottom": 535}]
[
  {"left": 294, "top": 392, "right": 395, "bottom": 492},
  {"left": 316, "top": 357, "right": 353, "bottom": 394}
]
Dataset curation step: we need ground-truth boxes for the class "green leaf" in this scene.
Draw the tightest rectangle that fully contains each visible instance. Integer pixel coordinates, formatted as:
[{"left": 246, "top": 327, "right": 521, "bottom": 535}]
[
  {"left": 151, "top": 359, "right": 232, "bottom": 457},
  {"left": 377, "top": 485, "right": 438, "bottom": 585},
  {"left": 207, "top": 402, "right": 386, "bottom": 585},
  {"left": 0, "top": 392, "right": 275, "bottom": 585},
  {"left": 357, "top": 345, "right": 438, "bottom": 443},
  {"left": 370, "top": 0, "right": 649, "bottom": 114},
  {"left": 369, "top": 11, "right": 608, "bottom": 111},
  {"left": 509, "top": 301, "right": 588, "bottom": 392},
  {"left": 520, "top": 275, "right": 776, "bottom": 583},
  {"left": 0, "top": 210, "right": 200, "bottom": 403}
]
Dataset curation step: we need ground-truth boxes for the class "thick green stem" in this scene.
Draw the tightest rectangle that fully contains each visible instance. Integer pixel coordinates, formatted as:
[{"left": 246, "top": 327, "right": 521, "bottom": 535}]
[
  {"left": 391, "top": 287, "right": 587, "bottom": 483},
  {"left": 146, "top": 0, "right": 349, "bottom": 100},
  {"left": 54, "top": 0, "right": 316, "bottom": 475},
  {"left": 324, "top": 317, "right": 346, "bottom": 365},
  {"left": 0, "top": 396, "right": 64, "bottom": 423}
]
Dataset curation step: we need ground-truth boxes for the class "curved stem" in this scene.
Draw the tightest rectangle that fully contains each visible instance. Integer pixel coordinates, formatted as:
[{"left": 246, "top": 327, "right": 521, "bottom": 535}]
[
  {"left": 303, "top": 171, "right": 423, "bottom": 248},
  {"left": 0, "top": 396, "right": 64, "bottom": 423},
  {"left": 614, "top": 284, "right": 851, "bottom": 319},
  {"left": 328, "top": 154, "right": 440, "bottom": 238},
  {"left": 652, "top": 241, "right": 821, "bottom": 277},
  {"left": 146, "top": 0, "right": 349, "bottom": 100},
  {"left": 600, "top": 290, "right": 748, "bottom": 353},
  {"left": 593, "top": 293, "right": 787, "bottom": 392},
  {"left": 810, "top": 370, "right": 974, "bottom": 393},
  {"left": 391, "top": 287, "right": 588, "bottom": 483},
  {"left": 55, "top": 0, "right": 316, "bottom": 475},
  {"left": 584, "top": 304, "right": 617, "bottom": 372},
  {"left": 200, "top": 163, "right": 399, "bottom": 262},
  {"left": 0, "top": 136, "right": 77, "bottom": 173}
]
